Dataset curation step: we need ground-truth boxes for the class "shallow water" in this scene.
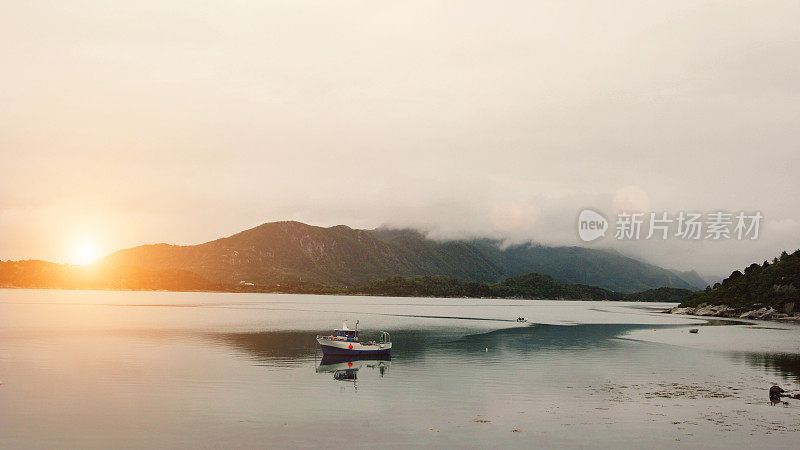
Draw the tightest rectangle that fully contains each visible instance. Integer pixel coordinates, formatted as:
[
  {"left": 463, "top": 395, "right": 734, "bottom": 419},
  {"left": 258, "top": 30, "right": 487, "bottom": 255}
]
[{"left": 1, "top": 289, "right": 799, "bottom": 448}]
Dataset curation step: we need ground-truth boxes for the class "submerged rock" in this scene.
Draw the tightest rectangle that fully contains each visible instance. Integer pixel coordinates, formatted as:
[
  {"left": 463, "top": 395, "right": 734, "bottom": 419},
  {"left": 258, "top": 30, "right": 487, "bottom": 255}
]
[
  {"left": 695, "top": 304, "right": 735, "bottom": 316},
  {"left": 670, "top": 306, "right": 696, "bottom": 315},
  {"left": 739, "top": 310, "right": 759, "bottom": 319},
  {"left": 757, "top": 308, "right": 777, "bottom": 319},
  {"left": 672, "top": 303, "right": 797, "bottom": 320}
]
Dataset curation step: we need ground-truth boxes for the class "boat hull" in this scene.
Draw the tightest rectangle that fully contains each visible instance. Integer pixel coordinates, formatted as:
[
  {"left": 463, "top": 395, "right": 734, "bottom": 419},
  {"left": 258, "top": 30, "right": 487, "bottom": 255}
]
[
  {"left": 317, "top": 338, "right": 392, "bottom": 356},
  {"left": 319, "top": 345, "right": 391, "bottom": 356}
]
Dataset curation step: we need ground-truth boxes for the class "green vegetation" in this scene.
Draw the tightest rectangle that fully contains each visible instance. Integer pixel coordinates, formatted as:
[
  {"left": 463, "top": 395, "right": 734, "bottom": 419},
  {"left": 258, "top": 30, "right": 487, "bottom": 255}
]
[
  {"left": 491, "top": 273, "right": 618, "bottom": 300},
  {"left": 679, "top": 249, "right": 800, "bottom": 309},
  {"left": 348, "top": 272, "right": 692, "bottom": 302},
  {"left": 624, "top": 287, "right": 695, "bottom": 303},
  {"left": 464, "top": 239, "right": 703, "bottom": 292},
  {"left": 349, "top": 275, "right": 493, "bottom": 298},
  {"left": 0, "top": 257, "right": 690, "bottom": 303},
  {"left": 100, "top": 221, "right": 704, "bottom": 293}
]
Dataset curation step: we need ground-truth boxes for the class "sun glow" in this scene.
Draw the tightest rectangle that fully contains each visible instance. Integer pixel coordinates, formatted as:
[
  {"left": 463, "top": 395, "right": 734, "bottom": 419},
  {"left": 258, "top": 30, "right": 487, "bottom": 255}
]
[{"left": 71, "top": 241, "right": 98, "bottom": 265}]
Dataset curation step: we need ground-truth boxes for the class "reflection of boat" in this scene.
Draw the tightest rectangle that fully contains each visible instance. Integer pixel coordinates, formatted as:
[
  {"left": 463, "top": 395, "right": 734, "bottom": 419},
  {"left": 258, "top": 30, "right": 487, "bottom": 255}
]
[
  {"left": 334, "top": 369, "right": 358, "bottom": 381},
  {"left": 316, "top": 321, "right": 391, "bottom": 356},
  {"left": 316, "top": 355, "right": 391, "bottom": 382}
]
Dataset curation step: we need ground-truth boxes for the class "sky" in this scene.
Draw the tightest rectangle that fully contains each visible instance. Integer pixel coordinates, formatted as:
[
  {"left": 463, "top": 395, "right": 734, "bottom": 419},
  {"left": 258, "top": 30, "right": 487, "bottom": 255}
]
[{"left": 1, "top": 0, "right": 799, "bottom": 276}]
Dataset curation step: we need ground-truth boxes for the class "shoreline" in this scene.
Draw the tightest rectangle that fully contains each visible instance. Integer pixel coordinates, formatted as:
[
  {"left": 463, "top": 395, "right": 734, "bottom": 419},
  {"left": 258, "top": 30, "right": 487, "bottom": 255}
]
[
  {"left": 0, "top": 285, "right": 679, "bottom": 303},
  {"left": 668, "top": 304, "right": 800, "bottom": 321}
]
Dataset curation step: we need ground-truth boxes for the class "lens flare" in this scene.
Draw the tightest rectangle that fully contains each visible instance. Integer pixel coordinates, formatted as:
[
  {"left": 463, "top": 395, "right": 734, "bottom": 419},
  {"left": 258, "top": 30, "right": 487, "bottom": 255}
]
[{"left": 72, "top": 241, "right": 98, "bottom": 265}]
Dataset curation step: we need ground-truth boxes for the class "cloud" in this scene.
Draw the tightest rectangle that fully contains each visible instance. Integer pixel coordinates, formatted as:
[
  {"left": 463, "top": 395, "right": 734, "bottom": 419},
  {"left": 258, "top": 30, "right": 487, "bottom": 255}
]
[
  {"left": 612, "top": 186, "right": 650, "bottom": 214},
  {"left": 1, "top": 0, "right": 799, "bottom": 276}
]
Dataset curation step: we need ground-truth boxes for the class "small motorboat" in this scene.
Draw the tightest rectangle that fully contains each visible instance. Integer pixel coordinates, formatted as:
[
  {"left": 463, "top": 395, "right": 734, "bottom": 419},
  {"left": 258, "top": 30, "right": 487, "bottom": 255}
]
[
  {"left": 689, "top": 328, "right": 699, "bottom": 334},
  {"left": 516, "top": 317, "right": 527, "bottom": 323},
  {"left": 316, "top": 321, "right": 391, "bottom": 356}
]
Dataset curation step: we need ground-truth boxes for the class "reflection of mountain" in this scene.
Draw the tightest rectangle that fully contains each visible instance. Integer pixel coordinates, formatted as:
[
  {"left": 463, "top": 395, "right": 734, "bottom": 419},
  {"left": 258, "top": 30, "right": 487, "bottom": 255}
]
[
  {"left": 206, "top": 325, "right": 800, "bottom": 388},
  {"left": 206, "top": 329, "right": 442, "bottom": 363},
  {"left": 733, "top": 352, "right": 800, "bottom": 381},
  {"left": 206, "top": 324, "right": 683, "bottom": 365},
  {"left": 451, "top": 323, "right": 684, "bottom": 353},
  {"left": 206, "top": 331, "right": 318, "bottom": 364}
]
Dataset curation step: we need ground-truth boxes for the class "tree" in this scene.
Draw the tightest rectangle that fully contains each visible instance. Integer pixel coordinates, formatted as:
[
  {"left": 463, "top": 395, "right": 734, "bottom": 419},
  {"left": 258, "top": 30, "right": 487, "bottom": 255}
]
[
  {"left": 744, "top": 263, "right": 761, "bottom": 274},
  {"left": 726, "top": 270, "right": 743, "bottom": 282}
]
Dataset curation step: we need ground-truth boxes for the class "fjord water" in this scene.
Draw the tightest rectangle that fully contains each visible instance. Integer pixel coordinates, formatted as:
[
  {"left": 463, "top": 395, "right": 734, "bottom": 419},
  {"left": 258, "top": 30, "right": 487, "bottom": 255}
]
[{"left": 1, "top": 290, "right": 799, "bottom": 448}]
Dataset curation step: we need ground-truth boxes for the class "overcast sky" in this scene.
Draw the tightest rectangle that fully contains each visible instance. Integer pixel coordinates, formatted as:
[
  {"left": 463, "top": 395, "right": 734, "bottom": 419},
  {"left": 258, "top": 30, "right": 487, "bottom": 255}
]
[{"left": 1, "top": 0, "right": 798, "bottom": 276}]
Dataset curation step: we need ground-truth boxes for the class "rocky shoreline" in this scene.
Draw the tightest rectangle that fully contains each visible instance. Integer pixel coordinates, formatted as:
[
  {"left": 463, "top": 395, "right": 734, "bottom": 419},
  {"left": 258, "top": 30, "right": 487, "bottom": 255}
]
[{"left": 669, "top": 302, "right": 800, "bottom": 320}]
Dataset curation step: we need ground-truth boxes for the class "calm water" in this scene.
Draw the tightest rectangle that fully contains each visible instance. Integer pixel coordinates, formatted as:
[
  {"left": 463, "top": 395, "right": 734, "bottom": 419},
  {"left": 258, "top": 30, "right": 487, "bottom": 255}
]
[{"left": 1, "top": 289, "right": 799, "bottom": 448}]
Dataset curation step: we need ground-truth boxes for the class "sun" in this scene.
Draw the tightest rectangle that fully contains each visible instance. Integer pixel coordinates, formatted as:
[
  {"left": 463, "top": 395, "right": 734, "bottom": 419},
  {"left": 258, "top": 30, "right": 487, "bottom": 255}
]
[{"left": 71, "top": 241, "right": 99, "bottom": 265}]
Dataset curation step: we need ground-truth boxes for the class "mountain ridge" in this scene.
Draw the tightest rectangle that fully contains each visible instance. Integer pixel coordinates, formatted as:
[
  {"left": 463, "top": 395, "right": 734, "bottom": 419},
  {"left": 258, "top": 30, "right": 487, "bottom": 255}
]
[{"left": 99, "top": 220, "right": 703, "bottom": 292}]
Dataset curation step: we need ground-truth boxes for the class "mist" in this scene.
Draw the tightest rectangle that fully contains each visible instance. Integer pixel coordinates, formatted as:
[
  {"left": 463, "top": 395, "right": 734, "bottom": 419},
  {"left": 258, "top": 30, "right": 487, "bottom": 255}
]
[{"left": 2, "top": 0, "right": 799, "bottom": 276}]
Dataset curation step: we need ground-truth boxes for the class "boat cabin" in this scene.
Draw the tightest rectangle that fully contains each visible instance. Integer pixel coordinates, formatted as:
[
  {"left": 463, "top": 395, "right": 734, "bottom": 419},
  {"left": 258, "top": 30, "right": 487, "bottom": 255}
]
[{"left": 333, "top": 322, "right": 359, "bottom": 341}]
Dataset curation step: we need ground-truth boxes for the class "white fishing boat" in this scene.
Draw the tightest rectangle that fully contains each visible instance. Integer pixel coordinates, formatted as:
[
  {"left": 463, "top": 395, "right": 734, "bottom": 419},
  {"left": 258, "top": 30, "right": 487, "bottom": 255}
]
[{"left": 316, "top": 321, "right": 391, "bottom": 356}]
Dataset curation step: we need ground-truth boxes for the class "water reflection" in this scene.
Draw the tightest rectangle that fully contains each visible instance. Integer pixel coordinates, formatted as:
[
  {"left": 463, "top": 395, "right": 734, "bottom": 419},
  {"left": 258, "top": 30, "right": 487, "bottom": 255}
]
[
  {"left": 205, "top": 323, "right": 689, "bottom": 364},
  {"left": 316, "top": 355, "right": 391, "bottom": 386},
  {"left": 451, "top": 322, "right": 686, "bottom": 353},
  {"left": 732, "top": 352, "right": 800, "bottom": 381},
  {"left": 203, "top": 322, "right": 800, "bottom": 388},
  {"left": 206, "top": 330, "right": 318, "bottom": 364}
]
